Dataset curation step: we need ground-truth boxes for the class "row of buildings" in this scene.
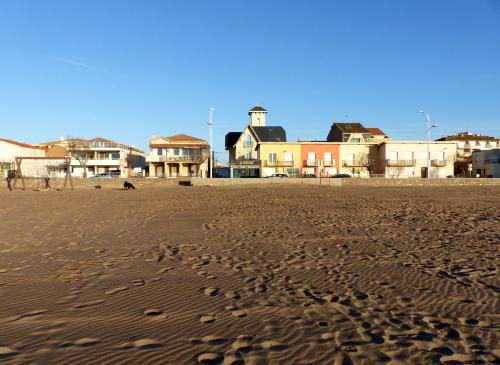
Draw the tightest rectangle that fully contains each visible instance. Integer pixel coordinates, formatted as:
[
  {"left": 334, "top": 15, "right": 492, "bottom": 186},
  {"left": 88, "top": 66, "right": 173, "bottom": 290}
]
[
  {"left": 225, "top": 106, "right": 500, "bottom": 178},
  {"left": 1, "top": 105, "right": 499, "bottom": 179},
  {"left": 0, "top": 135, "right": 210, "bottom": 179}
]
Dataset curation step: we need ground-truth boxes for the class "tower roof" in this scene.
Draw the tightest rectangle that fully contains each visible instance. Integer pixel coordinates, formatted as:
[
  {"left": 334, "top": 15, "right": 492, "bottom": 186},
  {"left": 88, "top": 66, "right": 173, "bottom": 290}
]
[{"left": 248, "top": 105, "right": 267, "bottom": 113}]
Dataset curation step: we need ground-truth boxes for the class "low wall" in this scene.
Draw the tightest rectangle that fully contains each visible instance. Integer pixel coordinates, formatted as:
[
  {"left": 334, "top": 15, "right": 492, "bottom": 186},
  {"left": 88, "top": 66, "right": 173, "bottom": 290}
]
[
  {"left": 191, "top": 177, "right": 500, "bottom": 187},
  {"left": 2, "top": 177, "right": 500, "bottom": 190},
  {"left": 0, "top": 177, "right": 185, "bottom": 190}
]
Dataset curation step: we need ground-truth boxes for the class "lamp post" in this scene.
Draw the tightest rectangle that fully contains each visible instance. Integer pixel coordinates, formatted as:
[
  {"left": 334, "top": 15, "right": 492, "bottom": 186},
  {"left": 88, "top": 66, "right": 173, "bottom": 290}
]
[
  {"left": 419, "top": 110, "right": 438, "bottom": 178},
  {"left": 208, "top": 107, "right": 215, "bottom": 179}
]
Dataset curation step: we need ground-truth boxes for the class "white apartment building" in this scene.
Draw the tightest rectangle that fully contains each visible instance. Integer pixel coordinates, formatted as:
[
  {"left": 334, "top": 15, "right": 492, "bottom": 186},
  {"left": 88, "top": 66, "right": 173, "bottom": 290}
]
[
  {"left": 40, "top": 137, "right": 146, "bottom": 178},
  {"left": 375, "top": 141, "right": 457, "bottom": 178}
]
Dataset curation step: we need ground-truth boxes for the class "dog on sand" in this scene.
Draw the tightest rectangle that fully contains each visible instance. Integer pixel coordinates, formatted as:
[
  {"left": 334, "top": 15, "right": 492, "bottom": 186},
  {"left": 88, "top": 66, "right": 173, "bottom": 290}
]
[{"left": 124, "top": 181, "right": 136, "bottom": 190}]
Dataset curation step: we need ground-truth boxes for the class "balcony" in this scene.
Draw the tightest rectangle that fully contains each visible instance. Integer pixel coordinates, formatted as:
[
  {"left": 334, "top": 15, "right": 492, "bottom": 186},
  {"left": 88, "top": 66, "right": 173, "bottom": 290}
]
[
  {"left": 431, "top": 159, "right": 447, "bottom": 167},
  {"left": 146, "top": 155, "right": 204, "bottom": 163},
  {"left": 323, "top": 160, "right": 335, "bottom": 166},
  {"left": 385, "top": 159, "right": 416, "bottom": 167},
  {"left": 305, "top": 160, "right": 318, "bottom": 166},
  {"left": 265, "top": 160, "right": 294, "bottom": 167},
  {"left": 343, "top": 160, "right": 367, "bottom": 167}
]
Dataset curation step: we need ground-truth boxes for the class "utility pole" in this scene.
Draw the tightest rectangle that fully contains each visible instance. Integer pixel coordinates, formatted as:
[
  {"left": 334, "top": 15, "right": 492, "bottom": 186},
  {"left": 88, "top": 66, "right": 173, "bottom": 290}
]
[
  {"left": 208, "top": 107, "right": 215, "bottom": 179},
  {"left": 419, "top": 110, "right": 438, "bottom": 178}
]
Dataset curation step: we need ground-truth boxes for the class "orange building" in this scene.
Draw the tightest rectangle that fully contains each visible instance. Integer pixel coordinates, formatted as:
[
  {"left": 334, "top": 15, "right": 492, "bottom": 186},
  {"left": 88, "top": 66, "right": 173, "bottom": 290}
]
[{"left": 299, "top": 142, "right": 340, "bottom": 177}]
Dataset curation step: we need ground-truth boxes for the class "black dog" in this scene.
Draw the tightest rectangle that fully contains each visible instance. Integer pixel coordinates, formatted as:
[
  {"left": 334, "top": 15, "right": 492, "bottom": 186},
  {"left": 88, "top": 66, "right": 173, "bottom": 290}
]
[{"left": 124, "top": 181, "right": 135, "bottom": 190}]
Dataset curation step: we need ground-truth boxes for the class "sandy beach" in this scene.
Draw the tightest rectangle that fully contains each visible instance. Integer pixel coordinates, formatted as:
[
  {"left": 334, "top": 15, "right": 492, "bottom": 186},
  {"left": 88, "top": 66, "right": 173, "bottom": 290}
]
[{"left": 0, "top": 184, "right": 498, "bottom": 364}]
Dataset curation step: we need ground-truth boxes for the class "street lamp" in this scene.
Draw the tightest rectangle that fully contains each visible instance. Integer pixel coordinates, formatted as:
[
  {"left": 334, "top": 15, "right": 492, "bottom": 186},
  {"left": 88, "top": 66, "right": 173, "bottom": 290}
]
[
  {"left": 208, "top": 107, "right": 215, "bottom": 179},
  {"left": 419, "top": 110, "right": 438, "bottom": 178}
]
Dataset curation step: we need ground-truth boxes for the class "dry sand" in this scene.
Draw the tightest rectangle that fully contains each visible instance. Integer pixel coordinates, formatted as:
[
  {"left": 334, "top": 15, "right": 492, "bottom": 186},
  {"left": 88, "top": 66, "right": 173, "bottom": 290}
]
[{"left": 0, "top": 184, "right": 498, "bottom": 364}]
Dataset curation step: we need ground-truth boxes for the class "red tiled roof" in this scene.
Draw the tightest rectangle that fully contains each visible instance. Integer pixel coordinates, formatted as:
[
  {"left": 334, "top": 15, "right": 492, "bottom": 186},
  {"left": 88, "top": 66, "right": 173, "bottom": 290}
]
[
  {"left": 163, "top": 134, "right": 207, "bottom": 143},
  {"left": 366, "top": 128, "right": 387, "bottom": 136},
  {"left": 0, "top": 138, "right": 47, "bottom": 150}
]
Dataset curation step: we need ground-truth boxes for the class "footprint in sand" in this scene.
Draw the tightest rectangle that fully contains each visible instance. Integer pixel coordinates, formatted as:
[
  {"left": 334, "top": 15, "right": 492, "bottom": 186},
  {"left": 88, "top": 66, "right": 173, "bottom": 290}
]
[
  {"left": 133, "top": 339, "right": 162, "bottom": 349},
  {"left": 260, "top": 341, "right": 288, "bottom": 351},
  {"left": 74, "top": 338, "right": 98, "bottom": 347},
  {"left": 204, "top": 287, "right": 219, "bottom": 296},
  {"left": 200, "top": 315, "right": 216, "bottom": 323},
  {"left": 0, "top": 347, "right": 18, "bottom": 359},
  {"left": 202, "top": 335, "right": 229, "bottom": 345},
  {"left": 197, "top": 352, "right": 223, "bottom": 364},
  {"left": 144, "top": 309, "right": 163, "bottom": 316},
  {"left": 231, "top": 310, "right": 247, "bottom": 318}
]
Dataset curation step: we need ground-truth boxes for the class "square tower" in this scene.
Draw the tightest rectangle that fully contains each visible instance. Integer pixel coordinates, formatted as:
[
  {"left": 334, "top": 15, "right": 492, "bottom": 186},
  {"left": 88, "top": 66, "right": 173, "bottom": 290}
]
[{"left": 249, "top": 105, "right": 267, "bottom": 127}]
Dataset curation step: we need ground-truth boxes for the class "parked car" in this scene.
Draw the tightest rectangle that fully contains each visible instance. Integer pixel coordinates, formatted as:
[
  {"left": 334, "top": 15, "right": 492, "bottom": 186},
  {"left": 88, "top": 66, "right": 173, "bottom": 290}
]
[
  {"left": 331, "top": 173, "right": 351, "bottom": 178},
  {"left": 302, "top": 173, "right": 316, "bottom": 178},
  {"left": 90, "top": 172, "right": 115, "bottom": 179},
  {"left": 267, "top": 173, "right": 288, "bottom": 178}
]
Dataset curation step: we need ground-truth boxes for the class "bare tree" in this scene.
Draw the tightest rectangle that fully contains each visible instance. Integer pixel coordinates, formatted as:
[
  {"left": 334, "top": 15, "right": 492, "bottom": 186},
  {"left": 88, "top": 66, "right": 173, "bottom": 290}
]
[
  {"left": 355, "top": 151, "right": 377, "bottom": 176},
  {"left": 67, "top": 139, "right": 91, "bottom": 178}
]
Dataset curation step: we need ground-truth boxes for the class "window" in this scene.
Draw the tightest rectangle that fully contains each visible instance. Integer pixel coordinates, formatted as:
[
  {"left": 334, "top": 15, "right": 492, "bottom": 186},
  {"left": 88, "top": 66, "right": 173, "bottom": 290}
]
[
  {"left": 173, "top": 149, "right": 180, "bottom": 156},
  {"left": 324, "top": 152, "right": 332, "bottom": 163},
  {"left": 245, "top": 152, "right": 252, "bottom": 160},
  {"left": 245, "top": 135, "right": 252, "bottom": 146},
  {"left": 351, "top": 138, "right": 362, "bottom": 143},
  {"left": 284, "top": 152, "right": 293, "bottom": 163},
  {"left": 157, "top": 148, "right": 163, "bottom": 156},
  {"left": 269, "top": 153, "right": 277, "bottom": 163},
  {"left": 111, "top": 153, "right": 120, "bottom": 160}
]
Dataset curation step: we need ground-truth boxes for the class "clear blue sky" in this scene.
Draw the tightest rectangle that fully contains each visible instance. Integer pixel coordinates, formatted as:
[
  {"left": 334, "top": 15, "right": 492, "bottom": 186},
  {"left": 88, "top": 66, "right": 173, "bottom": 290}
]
[{"left": 1, "top": 0, "right": 499, "bottom": 161}]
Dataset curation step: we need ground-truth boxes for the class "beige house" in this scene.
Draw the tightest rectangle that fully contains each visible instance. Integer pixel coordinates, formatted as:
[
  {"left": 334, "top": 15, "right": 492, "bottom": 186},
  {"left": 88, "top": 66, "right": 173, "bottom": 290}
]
[
  {"left": 436, "top": 132, "right": 500, "bottom": 159},
  {"left": 39, "top": 137, "right": 146, "bottom": 178},
  {"left": 338, "top": 143, "right": 378, "bottom": 177},
  {"left": 0, "top": 138, "right": 47, "bottom": 177},
  {"left": 374, "top": 141, "right": 457, "bottom": 178},
  {"left": 146, "top": 134, "right": 209, "bottom": 178}
]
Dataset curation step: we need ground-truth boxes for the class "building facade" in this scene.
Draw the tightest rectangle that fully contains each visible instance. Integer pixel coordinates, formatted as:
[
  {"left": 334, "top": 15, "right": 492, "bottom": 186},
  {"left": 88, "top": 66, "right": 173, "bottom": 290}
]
[
  {"left": 0, "top": 139, "right": 47, "bottom": 177},
  {"left": 374, "top": 141, "right": 457, "bottom": 178},
  {"left": 299, "top": 142, "right": 340, "bottom": 177},
  {"left": 146, "top": 134, "right": 209, "bottom": 178},
  {"left": 39, "top": 137, "right": 146, "bottom": 178},
  {"left": 226, "top": 105, "right": 287, "bottom": 178},
  {"left": 436, "top": 132, "right": 500, "bottom": 159},
  {"left": 472, "top": 149, "right": 500, "bottom": 178}
]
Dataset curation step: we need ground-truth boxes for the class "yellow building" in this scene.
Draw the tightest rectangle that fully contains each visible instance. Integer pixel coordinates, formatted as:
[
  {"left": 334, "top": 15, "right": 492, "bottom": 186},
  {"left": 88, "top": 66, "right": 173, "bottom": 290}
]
[
  {"left": 258, "top": 142, "right": 301, "bottom": 177},
  {"left": 338, "top": 143, "right": 378, "bottom": 177}
]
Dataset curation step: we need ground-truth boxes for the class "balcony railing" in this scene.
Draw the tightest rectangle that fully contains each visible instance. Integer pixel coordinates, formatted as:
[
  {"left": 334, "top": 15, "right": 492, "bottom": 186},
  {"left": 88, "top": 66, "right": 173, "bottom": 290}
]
[
  {"left": 343, "top": 160, "right": 368, "bottom": 167},
  {"left": 385, "top": 159, "right": 416, "bottom": 167},
  {"left": 431, "top": 159, "right": 447, "bottom": 167},
  {"left": 265, "top": 160, "right": 294, "bottom": 167},
  {"left": 323, "top": 160, "right": 335, "bottom": 166},
  {"left": 147, "top": 155, "right": 204, "bottom": 163},
  {"left": 305, "top": 160, "right": 318, "bottom": 166}
]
